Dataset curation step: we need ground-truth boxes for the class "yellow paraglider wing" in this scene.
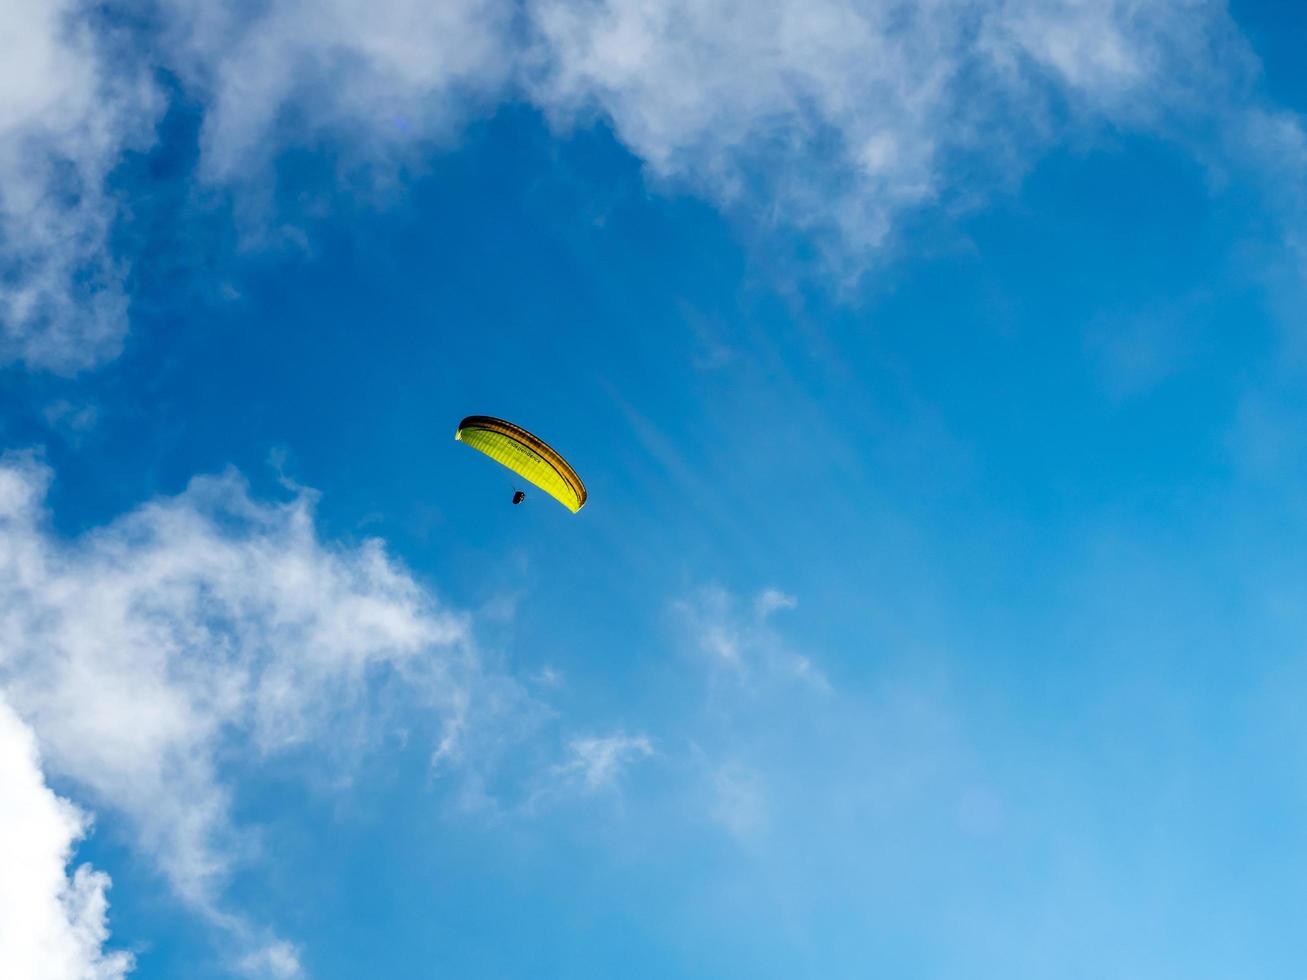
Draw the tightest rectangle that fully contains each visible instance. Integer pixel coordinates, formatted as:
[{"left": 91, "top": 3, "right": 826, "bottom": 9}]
[{"left": 455, "top": 416, "right": 588, "bottom": 513}]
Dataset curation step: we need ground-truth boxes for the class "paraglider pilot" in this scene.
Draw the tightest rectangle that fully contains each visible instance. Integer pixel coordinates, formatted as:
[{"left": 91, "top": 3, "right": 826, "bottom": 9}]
[{"left": 455, "top": 415, "right": 587, "bottom": 513}]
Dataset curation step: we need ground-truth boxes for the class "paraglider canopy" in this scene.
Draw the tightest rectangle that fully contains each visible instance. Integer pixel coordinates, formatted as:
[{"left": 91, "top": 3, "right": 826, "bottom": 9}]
[{"left": 455, "top": 416, "right": 587, "bottom": 513}]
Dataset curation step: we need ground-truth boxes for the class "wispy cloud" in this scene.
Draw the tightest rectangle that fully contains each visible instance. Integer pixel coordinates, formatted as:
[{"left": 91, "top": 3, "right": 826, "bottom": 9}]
[
  {"left": 525, "top": 0, "right": 1273, "bottom": 266},
  {"left": 4, "top": 0, "right": 1302, "bottom": 371},
  {"left": 160, "top": 0, "right": 516, "bottom": 184},
  {"left": 235, "top": 941, "right": 303, "bottom": 980},
  {"left": 754, "top": 588, "right": 797, "bottom": 618},
  {"left": 0, "top": 696, "right": 133, "bottom": 980},
  {"left": 677, "top": 585, "right": 826, "bottom": 690},
  {"left": 669, "top": 583, "right": 995, "bottom": 879},
  {"left": 552, "top": 732, "right": 655, "bottom": 792},
  {"left": 41, "top": 399, "right": 99, "bottom": 435},
  {"left": 0, "top": 451, "right": 482, "bottom": 963},
  {"left": 0, "top": 0, "right": 159, "bottom": 372}
]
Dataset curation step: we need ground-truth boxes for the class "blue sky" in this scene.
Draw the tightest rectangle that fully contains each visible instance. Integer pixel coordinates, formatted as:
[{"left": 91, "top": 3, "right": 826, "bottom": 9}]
[{"left": 4, "top": 1, "right": 1307, "bottom": 978}]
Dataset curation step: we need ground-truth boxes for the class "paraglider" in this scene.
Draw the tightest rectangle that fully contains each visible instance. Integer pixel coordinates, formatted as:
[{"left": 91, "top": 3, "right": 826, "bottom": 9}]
[{"left": 455, "top": 416, "right": 587, "bottom": 513}]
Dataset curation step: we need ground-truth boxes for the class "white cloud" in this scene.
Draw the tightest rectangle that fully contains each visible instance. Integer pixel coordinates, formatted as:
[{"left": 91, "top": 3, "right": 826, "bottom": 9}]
[
  {"left": 2, "top": 0, "right": 515, "bottom": 373},
  {"left": 236, "top": 941, "right": 302, "bottom": 980},
  {"left": 0, "top": 452, "right": 477, "bottom": 945},
  {"left": 1, "top": 0, "right": 1302, "bottom": 369},
  {"left": 0, "top": 695, "right": 134, "bottom": 980},
  {"left": 678, "top": 586, "right": 827, "bottom": 689},
  {"left": 42, "top": 399, "right": 100, "bottom": 435},
  {"left": 754, "top": 588, "right": 797, "bottom": 618},
  {"left": 160, "top": 0, "right": 516, "bottom": 185},
  {"left": 526, "top": 0, "right": 953, "bottom": 253},
  {"left": 553, "top": 732, "right": 654, "bottom": 792},
  {"left": 0, "top": 0, "right": 159, "bottom": 373},
  {"left": 525, "top": 0, "right": 1258, "bottom": 263}
]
